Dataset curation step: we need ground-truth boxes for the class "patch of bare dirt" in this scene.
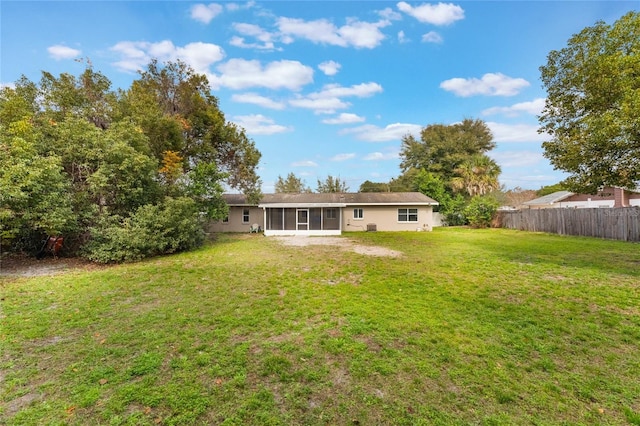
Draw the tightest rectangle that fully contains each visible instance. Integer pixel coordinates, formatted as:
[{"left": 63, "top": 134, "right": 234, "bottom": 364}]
[
  {"left": 274, "top": 236, "right": 402, "bottom": 257},
  {"left": 0, "top": 255, "right": 103, "bottom": 278}
]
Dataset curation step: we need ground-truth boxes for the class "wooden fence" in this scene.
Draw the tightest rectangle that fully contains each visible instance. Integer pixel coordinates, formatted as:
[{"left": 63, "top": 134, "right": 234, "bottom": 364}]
[{"left": 495, "top": 207, "right": 640, "bottom": 242}]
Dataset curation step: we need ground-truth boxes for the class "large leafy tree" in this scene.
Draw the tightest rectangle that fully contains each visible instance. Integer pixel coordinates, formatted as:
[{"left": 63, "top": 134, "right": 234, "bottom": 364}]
[
  {"left": 124, "top": 60, "right": 262, "bottom": 201},
  {"left": 1, "top": 60, "right": 262, "bottom": 260},
  {"left": 400, "top": 118, "right": 495, "bottom": 185},
  {"left": 539, "top": 11, "right": 640, "bottom": 193},
  {"left": 274, "top": 173, "right": 311, "bottom": 193}
]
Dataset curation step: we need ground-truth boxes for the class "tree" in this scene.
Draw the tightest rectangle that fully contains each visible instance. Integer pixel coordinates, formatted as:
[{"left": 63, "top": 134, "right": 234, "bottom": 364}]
[
  {"left": 400, "top": 118, "right": 495, "bottom": 185},
  {"left": 539, "top": 11, "right": 640, "bottom": 193},
  {"left": 537, "top": 183, "right": 567, "bottom": 196},
  {"left": 316, "top": 175, "right": 349, "bottom": 193},
  {"left": 125, "top": 60, "right": 262, "bottom": 200},
  {"left": 503, "top": 187, "right": 537, "bottom": 207},
  {"left": 359, "top": 180, "right": 389, "bottom": 192},
  {"left": 274, "top": 173, "right": 311, "bottom": 193},
  {"left": 450, "top": 155, "right": 501, "bottom": 197}
]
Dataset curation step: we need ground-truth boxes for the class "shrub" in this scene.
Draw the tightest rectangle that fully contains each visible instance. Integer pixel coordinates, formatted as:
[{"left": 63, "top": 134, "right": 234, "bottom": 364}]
[
  {"left": 84, "top": 197, "right": 205, "bottom": 263},
  {"left": 464, "top": 196, "right": 500, "bottom": 228}
]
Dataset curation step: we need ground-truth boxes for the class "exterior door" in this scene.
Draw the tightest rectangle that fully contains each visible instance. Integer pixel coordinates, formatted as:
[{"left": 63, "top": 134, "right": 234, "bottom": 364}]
[{"left": 297, "top": 209, "right": 309, "bottom": 230}]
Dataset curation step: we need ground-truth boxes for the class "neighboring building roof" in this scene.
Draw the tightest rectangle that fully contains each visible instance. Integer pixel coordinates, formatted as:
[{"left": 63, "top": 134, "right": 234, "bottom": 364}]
[
  {"left": 223, "top": 192, "right": 438, "bottom": 207},
  {"left": 523, "top": 191, "right": 575, "bottom": 206}
]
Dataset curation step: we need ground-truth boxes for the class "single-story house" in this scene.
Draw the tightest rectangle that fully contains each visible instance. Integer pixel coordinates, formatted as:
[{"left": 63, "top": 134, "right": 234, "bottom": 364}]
[
  {"left": 523, "top": 187, "right": 640, "bottom": 209},
  {"left": 208, "top": 192, "right": 439, "bottom": 236}
]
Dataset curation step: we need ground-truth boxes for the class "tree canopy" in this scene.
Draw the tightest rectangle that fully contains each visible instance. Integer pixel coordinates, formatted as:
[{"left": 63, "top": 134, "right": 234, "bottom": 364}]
[
  {"left": 0, "top": 60, "right": 261, "bottom": 261},
  {"left": 539, "top": 11, "right": 640, "bottom": 193},
  {"left": 274, "top": 173, "right": 311, "bottom": 193},
  {"left": 316, "top": 175, "right": 349, "bottom": 193}
]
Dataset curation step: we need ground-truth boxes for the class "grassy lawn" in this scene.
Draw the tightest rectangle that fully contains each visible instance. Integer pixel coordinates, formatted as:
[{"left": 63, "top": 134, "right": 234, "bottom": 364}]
[{"left": 2, "top": 228, "right": 639, "bottom": 425}]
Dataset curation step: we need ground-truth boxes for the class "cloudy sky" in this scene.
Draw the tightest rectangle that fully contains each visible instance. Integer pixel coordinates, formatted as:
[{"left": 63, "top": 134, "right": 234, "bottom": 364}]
[{"left": 2, "top": 1, "right": 636, "bottom": 192}]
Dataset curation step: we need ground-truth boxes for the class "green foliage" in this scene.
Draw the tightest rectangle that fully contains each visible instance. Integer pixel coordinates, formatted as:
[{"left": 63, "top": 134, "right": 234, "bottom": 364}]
[
  {"left": 464, "top": 195, "right": 500, "bottom": 228},
  {"left": 400, "top": 118, "right": 496, "bottom": 185},
  {"left": 358, "top": 180, "right": 389, "bottom": 192},
  {"left": 450, "top": 154, "right": 501, "bottom": 197},
  {"left": 84, "top": 197, "right": 205, "bottom": 263},
  {"left": 413, "top": 169, "right": 450, "bottom": 209},
  {"left": 539, "top": 11, "right": 640, "bottom": 193},
  {"left": 537, "top": 183, "right": 567, "bottom": 196},
  {"left": 442, "top": 193, "right": 468, "bottom": 226},
  {"left": 274, "top": 172, "right": 311, "bottom": 193},
  {"left": 316, "top": 175, "right": 349, "bottom": 193},
  {"left": 1, "top": 59, "right": 263, "bottom": 261},
  {"left": 0, "top": 132, "right": 74, "bottom": 242}
]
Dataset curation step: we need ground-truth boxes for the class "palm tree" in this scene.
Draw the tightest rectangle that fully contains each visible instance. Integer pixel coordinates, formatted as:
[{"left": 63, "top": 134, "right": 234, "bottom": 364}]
[{"left": 451, "top": 155, "right": 501, "bottom": 197}]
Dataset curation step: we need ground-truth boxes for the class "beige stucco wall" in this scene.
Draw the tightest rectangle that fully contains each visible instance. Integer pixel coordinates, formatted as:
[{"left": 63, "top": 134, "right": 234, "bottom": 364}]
[
  {"left": 210, "top": 204, "right": 436, "bottom": 233},
  {"left": 343, "top": 205, "right": 434, "bottom": 232},
  {"left": 207, "top": 206, "right": 264, "bottom": 233}
]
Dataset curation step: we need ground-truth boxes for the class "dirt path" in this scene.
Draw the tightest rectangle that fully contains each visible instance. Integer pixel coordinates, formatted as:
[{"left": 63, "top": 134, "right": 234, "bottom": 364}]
[
  {"left": 0, "top": 256, "right": 100, "bottom": 278},
  {"left": 274, "top": 236, "right": 402, "bottom": 257}
]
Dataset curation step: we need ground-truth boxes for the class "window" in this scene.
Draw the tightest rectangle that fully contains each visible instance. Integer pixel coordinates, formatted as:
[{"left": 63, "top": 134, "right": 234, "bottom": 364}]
[
  {"left": 353, "top": 208, "right": 364, "bottom": 219},
  {"left": 222, "top": 216, "right": 229, "bottom": 223},
  {"left": 326, "top": 208, "right": 337, "bottom": 219},
  {"left": 242, "top": 208, "right": 250, "bottom": 223},
  {"left": 398, "top": 208, "right": 418, "bottom": 222}
]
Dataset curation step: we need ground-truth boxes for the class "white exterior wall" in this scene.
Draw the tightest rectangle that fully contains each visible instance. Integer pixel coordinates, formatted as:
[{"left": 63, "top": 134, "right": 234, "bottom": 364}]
[
  {"left": 343, "top": 205, "right": 434, "bottom": 232},
  {"left": 555, "top": 200, "right": 614, "bottom": 208}
]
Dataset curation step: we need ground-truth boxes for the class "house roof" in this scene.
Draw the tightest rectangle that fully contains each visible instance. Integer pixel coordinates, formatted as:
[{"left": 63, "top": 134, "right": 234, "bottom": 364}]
[
  {"left": 523, "top": 190, "right": 575, "bottom": 206},
  {"left": 223, "top": 192, "right": 438, "bottom": 207}
]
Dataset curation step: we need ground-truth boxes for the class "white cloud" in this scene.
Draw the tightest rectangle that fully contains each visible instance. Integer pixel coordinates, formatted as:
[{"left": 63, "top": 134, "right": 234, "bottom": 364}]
[
  {"left": 482, "top": 98, "right": 546, "bottom": 117},
  {"left": 378, "top": 7, "right": 402, "bottom": 20},
  {"left": 440, "top": 73, "right": 530, "bottom": 97},
  {"left": 231, "top": 92, "right": 286, "bottom": 110},
  {"left": 318, "top": 60, "right": 341, "bottom": 76},
  {"left": 289, "top": 96, "right": 350, "bottom": 114},
  {"left": 340, "top": 123, "right": 422, "bottom": 142},
  {"left": 210, "top": 59, "right": 313, "bottom": 90},
  {"left": 190, "top": 3, "right": 223, "bottom": 24},
  {"left": 313, "top": 82, "right": 383, "bottom": 99},
  {"left": 110, "top": 40, "right": 224, "bottom": 73},
  {"left": 292, "top": 160, "right": 318, "bottom": 167},
  {"left": 397, "top": 2, "right": 465, "bottom": 25},
  {"left": 47, "top": 45, "right": 81, "bottom": 60},
  {"left": 322, "top": 113, "right": 366, "bottom": 124},
  {"left": 230, "top": 23, "right": 277, "bottom": 50},
  {"left": 232, "top": 114, "right": 291, "bottom": 135},
  {"left": 363, "top": 151, "right": 399, "bottom": 161},
  {"left": 290, "top": 82, "right": 382, "bottom": 114},
  {"left": 397, "top": 30, "right": 409, "bottom": 43},
  {"left": 421, "top": 31, "right": 443, "bottom": 43},
  {"left": 277, "top": 17, "right": 390, "bottom": 49},
  {"left": 331, "top": 153, "right": 357, "bottom": 161},
  {"left": 487, "top": 122, "right": 547, "bottom": 143}
]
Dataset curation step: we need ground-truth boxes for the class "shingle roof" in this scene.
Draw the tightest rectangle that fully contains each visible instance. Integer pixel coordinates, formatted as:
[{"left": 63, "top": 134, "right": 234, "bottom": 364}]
[
  {"left": 523, "top": 190, "right": 574, "bottom": 206},
  {"left": 223, "top": 192, "right": 438, "bottom": 206}
]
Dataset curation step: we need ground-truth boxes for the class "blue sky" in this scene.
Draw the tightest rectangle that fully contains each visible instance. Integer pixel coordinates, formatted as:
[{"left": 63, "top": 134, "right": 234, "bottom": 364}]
[{"left": 1, "top": 1, "right": 637, "bottom": 193}]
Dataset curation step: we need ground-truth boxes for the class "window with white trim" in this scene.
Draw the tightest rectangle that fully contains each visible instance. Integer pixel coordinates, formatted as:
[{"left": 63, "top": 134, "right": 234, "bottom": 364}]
[
  {"left": 242, "top": 208, "right": 250, "bottom": 223},
  {"left": 353, "top": 208, "right": 364, "bottom": 220},
  {"left": 398, "top": 208, "right": 418, "bottom": 222}
]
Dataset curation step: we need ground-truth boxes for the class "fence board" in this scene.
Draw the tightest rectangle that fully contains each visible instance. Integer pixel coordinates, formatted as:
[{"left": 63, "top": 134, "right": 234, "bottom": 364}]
[{"left": 496, "top": 208, "right": 640, "bottom": 242}]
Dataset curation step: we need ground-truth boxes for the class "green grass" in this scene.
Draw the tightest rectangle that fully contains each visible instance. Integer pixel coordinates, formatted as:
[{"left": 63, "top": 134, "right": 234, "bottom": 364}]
[{"left": 2, "top": 228, "right": 639, "bottom": 425}]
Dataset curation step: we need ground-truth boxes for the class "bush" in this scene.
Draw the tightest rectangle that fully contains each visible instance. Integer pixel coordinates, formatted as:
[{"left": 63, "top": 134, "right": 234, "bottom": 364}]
[
  {"left": 464, "top": 196, "right": 499, "bottom": 228},
  {"left": 84, "top": 197, "right": 205, "bottom": 263}
]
